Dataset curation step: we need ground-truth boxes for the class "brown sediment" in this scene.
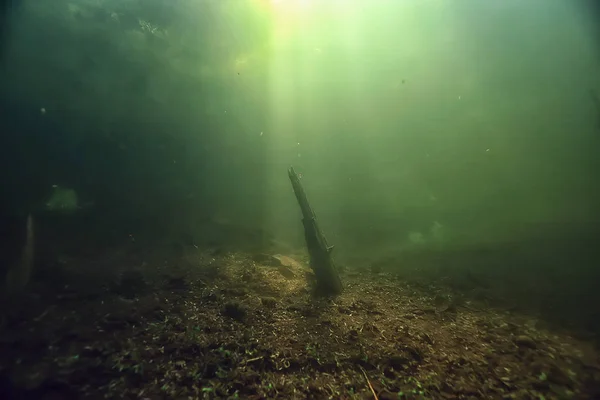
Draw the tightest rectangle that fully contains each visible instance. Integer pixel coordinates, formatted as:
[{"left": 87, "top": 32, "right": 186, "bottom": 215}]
[{"left": 0, "top": 246, "right": 598, "bottom": 399}]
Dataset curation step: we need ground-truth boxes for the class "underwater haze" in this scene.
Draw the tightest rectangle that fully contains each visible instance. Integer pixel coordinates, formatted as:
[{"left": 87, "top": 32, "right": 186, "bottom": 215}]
[
  {"left": 1, "top": 0, "right": 599, "bottom": 247},
  {"left": 1, "top": 0, "right": 600, "bottom": 398}
]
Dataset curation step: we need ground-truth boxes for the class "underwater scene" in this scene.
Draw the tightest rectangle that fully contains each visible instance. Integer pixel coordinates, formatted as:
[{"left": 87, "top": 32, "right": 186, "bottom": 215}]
[{"left": 1, "top": 0, "right": 600, "bottom": 398}]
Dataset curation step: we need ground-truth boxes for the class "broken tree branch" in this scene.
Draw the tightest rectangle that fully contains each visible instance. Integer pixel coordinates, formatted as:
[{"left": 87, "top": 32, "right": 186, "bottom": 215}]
[{"left": 288, "top": 166, "right": 342, "bottom": 295}]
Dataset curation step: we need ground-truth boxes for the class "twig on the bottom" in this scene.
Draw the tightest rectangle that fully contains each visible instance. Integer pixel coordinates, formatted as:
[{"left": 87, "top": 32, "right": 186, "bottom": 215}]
[
  {"left": 359, "top": 365, "right": 379, "bottom": 400},
  {"left": 242, "top": 356, "right": 263, "bottom": 364},
  {"left": 34, "top": 305, "right": 55, "bottom": 322}
]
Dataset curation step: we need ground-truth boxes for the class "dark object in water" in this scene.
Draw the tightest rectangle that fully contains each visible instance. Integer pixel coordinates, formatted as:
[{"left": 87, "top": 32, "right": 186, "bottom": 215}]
[
  {"left": 260, "top": 296, "right": 277, "bottom": 308},
  {"left": 277, "top": 265, "right": 295, "bottom": 279},
  {"left": 252, "top": 253, "right": 282, "bottom": 267},
  {"left": 287, "top": 166, "right": 342, "bottom": 295},
  {"left": 222, "top": 301, "right": 247, "bottom": 322}
]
